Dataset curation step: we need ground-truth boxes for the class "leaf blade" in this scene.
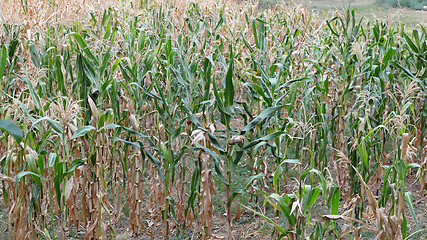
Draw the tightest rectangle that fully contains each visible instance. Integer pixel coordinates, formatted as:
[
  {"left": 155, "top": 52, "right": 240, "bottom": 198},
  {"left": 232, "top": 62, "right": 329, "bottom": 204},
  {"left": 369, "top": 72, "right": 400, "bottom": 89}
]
[{"left": 0, "top": 119, "right": 24, "bottom": 143}]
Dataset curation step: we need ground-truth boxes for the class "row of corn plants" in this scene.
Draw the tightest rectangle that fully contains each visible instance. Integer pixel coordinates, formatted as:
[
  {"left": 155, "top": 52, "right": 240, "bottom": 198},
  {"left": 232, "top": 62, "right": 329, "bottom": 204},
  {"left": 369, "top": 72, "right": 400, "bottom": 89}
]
[{"left": 0, "top": 0, "right": 425, "bottom": 239}]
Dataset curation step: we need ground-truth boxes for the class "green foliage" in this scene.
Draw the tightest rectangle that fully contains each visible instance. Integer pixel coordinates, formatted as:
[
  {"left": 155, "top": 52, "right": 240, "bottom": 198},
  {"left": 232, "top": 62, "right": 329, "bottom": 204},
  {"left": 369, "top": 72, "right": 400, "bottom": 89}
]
[{"left": 0, "top": 119, "right": 23, "bottom": 143}]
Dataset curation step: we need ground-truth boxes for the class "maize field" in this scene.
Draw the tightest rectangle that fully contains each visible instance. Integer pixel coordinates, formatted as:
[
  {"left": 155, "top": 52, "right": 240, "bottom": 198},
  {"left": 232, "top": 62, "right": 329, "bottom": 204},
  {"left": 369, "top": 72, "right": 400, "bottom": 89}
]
[{"left": 0, "top": 0, "right": 426, "bottom": 239}]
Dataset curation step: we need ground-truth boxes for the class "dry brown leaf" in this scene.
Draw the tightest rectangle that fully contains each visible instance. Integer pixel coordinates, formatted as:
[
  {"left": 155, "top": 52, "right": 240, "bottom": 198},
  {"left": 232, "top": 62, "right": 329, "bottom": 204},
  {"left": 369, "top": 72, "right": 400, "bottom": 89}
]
[
  {"left": 88, "top": 96, "right": 99, "bottom": 121},
  {"left": 0, "top": 173, "right": 15, "bottom": 184},
  {"left": 322, "top": 215, "right": 365, "bottom": 225},
  {"left": 199, "top": 153, "right": 214, "bottom": 237},
  {"left": 211, "top": 233, "right": 227, "bottom": 239},
  {"left": 350, "top": 165, "right": 378, "bottom": 213},
  {"left": 401, "top": 132, "right": 410, "bottom": 161},
  {"left": 64, "top": 176, "right": 74, "bottom": 202},
  {"left": 228, "top": 135, "right": 244, "bottom": 145}
]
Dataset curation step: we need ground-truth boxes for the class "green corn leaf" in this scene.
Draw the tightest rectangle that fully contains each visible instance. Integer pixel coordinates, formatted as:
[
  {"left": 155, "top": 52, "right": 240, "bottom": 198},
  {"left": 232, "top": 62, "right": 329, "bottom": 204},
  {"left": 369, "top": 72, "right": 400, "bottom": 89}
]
[
  {"left": 273, "top": 165, "right": 282, "bottom": 193},
  {"left": 48, "top": 153, "right": 58, "bottom": 168},
  {"left": 20, "top": 76, "right": 42, "bottom": 111},
  {"left": 241, "top": 32, "right": 255, "bottom": 53},
  {"left": 252, "top": 19, "right": 259, "bottom": 48},
  {"left": 166, "top": 196, "right": 179, "bottom": 224},
  {"left": 54, "top": 162, "right": 64, "bottom": 206},
  {"left": 383, "top": 48, "right": 394, "bottom": 65},
  {"left": 360, "top": 125, "right": 387, "bottom": 146},
  {"left": 143, "top": 148, "right": 165, "bottom": 180},
  {"left": 402, "top": 31, "right": 419, "bottom": 53},
  {"left": 70, "top": 126, "right": 96, "bottom": 140},
  {"left": 73, "top": 33, "right": 97, "bottom": 63},
  {"left": 406, "top": 163, "right": 422, "bottom": 170},
  {"left": 241, "top": 105, "right": 285, "bottom": 132},
  {"left": 412, "top": 30, "right": 420, "bottom": 49},
  {"left": 189, "top": 144, "right": 227, "bottom": 184},
  {"left": 226, "top": 189, "right": 244, "bottom": 207},
  {"left": 109, "top": 137, "right": 140, "bottom": 148},
  {"left": 245, "top": 173, "right": 265, "bottom": 189},
  {"left": 202, "top": 57, "right": 213, "bottom": 101},
  {"left": 129, "top": 82, "right": 161, "bottom": 101},
  {"left": 242, "top": 204, "right": 287, "bottom": 235},
  {"left": 54, "top": 56, "right": 66, "bottom": 94},
  {"left": 112, "top": 58, "right": 122, "bottom": 72},
  {"left": 359, "top": 141, "right": 369, "bottom": 170},
  {"left": 122, "top": 127, "right": 148, "bottom": 138},
  {"left": 100, "top": 47, "right": 111, "bottom": 79},
  {"left": 402, "top": 213, "right": 407, "bottom": 239},
  {"left": 37, "top": 154, "right": 45, "bottom": 177},
  {"left": 241, "top": 131, "right": 284, "bottom": 151},
  {"left": 214, "top": 16, "right": 225, "bottom": 32},
  {"left": 0, "top": 45, "right": 8, "bottom": 81},
  {"left": 266, "top": 193, "right": 296, "bottom": 226},
  {"left": 27, "top": 153, "right": 41, "bottom": 186},
  {"left": 28, "top": 42, "right": 40, "bottom": 68},
  {"left": 244, "top": 82, "right": 272, "bottom": 107},
  {"left": 308, "top": 188, "right": 320, "bottom": 212},
  {"left": 224, "top": 45, "right": 234, "bottom": 106},
  {"left": 256, "top": 70, "right": 273, "bottom": 100},
  {"left": 212, "top": 75, "right": 231, "bottom": 118},
  {"left": 304, "top": 169, "right": 326, "bottom": 197},
  {"left": 66, "top": 159, "right": 86, "bottom": 175},
  {"left": 0, "top": 119, "right": 24, "bottom": 143},
  {"left": 331, "top": 187, "right": 340, "bottom": 215},
  {"left": 8, "top": 39, "right": 18, "bottom": 60},
  {"left": 404, "top": 192, "right": 419, "bottom": 228},
  {"left": 326, "top": 17, "right": 339, "bottom": 37},
  {"left": 15, "top": 171, "right": 48, "bottom": 187},
  {"left": 180, "top": 104, "right": 225, "bottom": 153},
  {"left": 279, "top": 77, "right": 310, "bottom": 89},
  {"left": 82, "top": 57, "right": 98, "bottom": 91},
  {"left": 31, "top": 117, "right": 63, "bottom": 135},
  {"left": 390, "top": 61, "right": 414, "bottom": 79},
  {"left": 303, "top": 185, "right": 313, "bottom": 213}
]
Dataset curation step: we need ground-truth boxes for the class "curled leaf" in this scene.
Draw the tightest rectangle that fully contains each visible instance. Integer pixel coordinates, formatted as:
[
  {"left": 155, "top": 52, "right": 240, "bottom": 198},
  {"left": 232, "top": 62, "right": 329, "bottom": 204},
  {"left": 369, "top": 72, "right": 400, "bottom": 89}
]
[{"left": 228, "top": 135, "right": 244, "bottom": 145}]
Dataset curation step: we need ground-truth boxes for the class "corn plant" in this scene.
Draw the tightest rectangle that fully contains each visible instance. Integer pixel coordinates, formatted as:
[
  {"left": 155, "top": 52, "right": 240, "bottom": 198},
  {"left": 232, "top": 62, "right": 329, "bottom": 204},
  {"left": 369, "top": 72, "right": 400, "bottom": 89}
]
[{"left": 0, "top": 0, "right": 426, "bottom": 239}]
